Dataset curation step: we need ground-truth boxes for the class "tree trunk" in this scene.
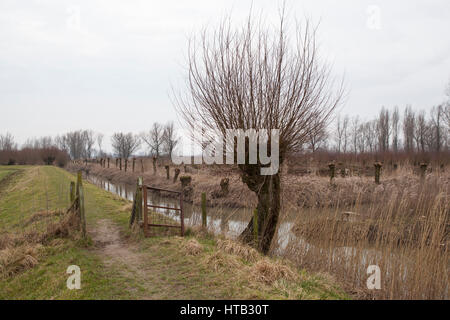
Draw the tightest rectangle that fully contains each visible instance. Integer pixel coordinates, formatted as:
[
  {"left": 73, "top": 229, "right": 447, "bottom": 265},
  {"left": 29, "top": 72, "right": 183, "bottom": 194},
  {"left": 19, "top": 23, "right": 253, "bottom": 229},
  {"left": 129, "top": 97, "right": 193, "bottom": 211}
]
[{"left": 240, "top": 173, "right": 281, "bottom": 254}]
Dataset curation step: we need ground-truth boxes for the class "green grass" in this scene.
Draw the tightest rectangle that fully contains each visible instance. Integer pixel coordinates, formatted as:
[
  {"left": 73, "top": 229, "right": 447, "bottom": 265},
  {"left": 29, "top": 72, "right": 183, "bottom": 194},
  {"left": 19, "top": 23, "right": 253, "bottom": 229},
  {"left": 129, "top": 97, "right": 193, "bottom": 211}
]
[
  {"left": 0, "top": 166, "right": 138, "bottom": 299},
  {"left": 0, "top": 169, "right": 14, "bottom": 182},
  {"left": 0, "top": 165, "right": 348, "bottom": 300}
]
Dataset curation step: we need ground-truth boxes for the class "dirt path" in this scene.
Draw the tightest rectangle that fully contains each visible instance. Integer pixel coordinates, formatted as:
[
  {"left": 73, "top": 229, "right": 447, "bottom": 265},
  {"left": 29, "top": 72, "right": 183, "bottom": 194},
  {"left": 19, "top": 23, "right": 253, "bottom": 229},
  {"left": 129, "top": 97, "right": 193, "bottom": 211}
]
[{"left": 89, "top": 219, "right": 152, "bottom": 297}]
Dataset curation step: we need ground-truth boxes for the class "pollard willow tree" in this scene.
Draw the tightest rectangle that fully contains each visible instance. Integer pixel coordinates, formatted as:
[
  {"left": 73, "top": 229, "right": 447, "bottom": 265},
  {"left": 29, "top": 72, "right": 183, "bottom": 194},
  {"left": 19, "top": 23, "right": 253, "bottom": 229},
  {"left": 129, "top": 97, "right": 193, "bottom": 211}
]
[{"left": 175, "top": 12, "right": 344, "bottom": 254}]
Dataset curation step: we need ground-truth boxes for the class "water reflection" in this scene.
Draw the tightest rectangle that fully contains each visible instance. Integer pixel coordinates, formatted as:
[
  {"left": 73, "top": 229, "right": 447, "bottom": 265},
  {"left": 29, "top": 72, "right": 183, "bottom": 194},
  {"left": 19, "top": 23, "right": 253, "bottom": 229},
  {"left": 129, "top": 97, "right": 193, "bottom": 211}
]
[
  {"left": 85, "top": 174, "right": 369, "bottom": 263},
  {"left": 86, "top": 174, "right": 253, "bottom": 239}
]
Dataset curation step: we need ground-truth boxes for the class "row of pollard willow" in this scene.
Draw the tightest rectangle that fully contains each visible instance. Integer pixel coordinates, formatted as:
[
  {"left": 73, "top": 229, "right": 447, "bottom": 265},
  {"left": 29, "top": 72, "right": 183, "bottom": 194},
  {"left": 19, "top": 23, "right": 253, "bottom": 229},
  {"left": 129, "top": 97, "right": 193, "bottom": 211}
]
[
  {"left": 129, "top": 177, "right": 185, "bottom": 237},
  {"left": 327, "top": 161, "right": 430, "bottom": 184},
  {"left": 73, "top": 157, "right": 187, "bottom": 179}
]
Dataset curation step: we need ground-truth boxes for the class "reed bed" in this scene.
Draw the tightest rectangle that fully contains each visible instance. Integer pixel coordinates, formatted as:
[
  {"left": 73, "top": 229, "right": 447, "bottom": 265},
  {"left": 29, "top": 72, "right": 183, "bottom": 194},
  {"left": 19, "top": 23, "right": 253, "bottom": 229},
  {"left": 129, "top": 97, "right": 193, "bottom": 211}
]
[{"left": 281, "top": 174, "right": 449, "bottom": 299}]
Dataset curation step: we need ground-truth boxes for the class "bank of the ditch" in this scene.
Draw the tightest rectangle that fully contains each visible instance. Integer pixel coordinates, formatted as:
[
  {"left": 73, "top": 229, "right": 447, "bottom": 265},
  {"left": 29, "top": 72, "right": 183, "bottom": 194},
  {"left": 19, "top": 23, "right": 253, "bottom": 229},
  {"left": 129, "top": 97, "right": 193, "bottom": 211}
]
[
  {"left": 68, "top": 162, "right": 439, "bottom": 211},
  {"left": 0, "top": 165, "right": 348, "bottom": 300}
]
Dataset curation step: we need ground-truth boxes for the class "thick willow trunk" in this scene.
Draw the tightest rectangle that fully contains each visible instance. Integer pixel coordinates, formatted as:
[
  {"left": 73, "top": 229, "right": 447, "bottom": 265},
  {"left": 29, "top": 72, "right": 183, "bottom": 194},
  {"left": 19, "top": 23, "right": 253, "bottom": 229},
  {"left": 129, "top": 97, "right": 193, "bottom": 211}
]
[{"left": 240, "top": 173, "right": 281, "bottom": 254}]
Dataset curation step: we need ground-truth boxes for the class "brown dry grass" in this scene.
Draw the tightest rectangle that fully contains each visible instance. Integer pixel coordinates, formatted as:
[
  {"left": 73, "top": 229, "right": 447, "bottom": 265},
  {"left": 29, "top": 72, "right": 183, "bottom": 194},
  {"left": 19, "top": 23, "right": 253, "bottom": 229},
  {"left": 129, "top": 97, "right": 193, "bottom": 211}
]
[
  {"left": 251, "top": 258, "right": 299, "bottom": 284},
  {"left": 283, "top": 173, "right": 449, "bottom": 299},
  {"left": 202, "top": 250, "right": 242, "bottom": 272},
  {"left": 0, "top": 206, "right": 83, "bottom": 278},
  {"left": 217, "top": 238, "right": 259, "bottom": 262},
  {"left": 0, "top": 244, "right": 42, "bottom": 278},
  {"left": 183, "top": 238, "right": 203, "bottom": 255}
]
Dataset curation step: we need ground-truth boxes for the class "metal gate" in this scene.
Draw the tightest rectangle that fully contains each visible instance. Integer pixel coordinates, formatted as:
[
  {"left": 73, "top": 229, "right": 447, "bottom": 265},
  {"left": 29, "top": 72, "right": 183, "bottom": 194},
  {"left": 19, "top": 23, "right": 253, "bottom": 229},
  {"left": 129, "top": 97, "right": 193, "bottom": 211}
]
[{"left": 142, "top": 185, "right": 184, "bottom": 237}]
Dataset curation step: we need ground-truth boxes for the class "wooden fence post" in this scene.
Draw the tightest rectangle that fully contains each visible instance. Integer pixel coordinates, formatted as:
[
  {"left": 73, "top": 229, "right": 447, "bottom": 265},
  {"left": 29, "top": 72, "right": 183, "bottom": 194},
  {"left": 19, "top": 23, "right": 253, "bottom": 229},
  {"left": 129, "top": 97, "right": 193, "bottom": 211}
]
[
  {"left": 79, "top": 185, "right": 86, "bottom": 239},
  {"left": 137, "top": 177, "right": 143, "bottom": 222},
  {"left": 180, "top": 192, "right": 184, "bottom": 237},
  {"left": 75, "top": 171, "right": 86, "bottom": 239},
  {"left": 76, "top": 171, "right": 82, "bottom": 196},
  {"left": 130, "top": 177, "right": 143, "bottom": 226},
  {"left": 70, "top": 181, "right": 75, "bottom": 203},
  {"left": 201, "top": 192, "right": 207, "bottom": 228},
  {"left": 143, "top": 185, "right": 148, "bottom": 237}
]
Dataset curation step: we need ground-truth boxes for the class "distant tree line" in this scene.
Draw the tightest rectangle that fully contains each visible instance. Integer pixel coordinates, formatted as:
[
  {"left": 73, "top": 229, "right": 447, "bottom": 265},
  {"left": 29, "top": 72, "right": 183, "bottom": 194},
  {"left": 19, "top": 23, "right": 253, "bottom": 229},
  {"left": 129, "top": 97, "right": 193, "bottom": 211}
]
[
  {"left": 0, "top": 121, "right": 180, "bottom": 165},
  {"left": 2, "top": 82, "right": 449, "bottom": 165},
  {"left": 305, "top": 84, "right": 450, "bottom": 155},
  {"left": 0, "top": 134, "right": 69, "bottom": 166},
  {"left": 110, "top": 121, "right": 179, "bottom": 159}
]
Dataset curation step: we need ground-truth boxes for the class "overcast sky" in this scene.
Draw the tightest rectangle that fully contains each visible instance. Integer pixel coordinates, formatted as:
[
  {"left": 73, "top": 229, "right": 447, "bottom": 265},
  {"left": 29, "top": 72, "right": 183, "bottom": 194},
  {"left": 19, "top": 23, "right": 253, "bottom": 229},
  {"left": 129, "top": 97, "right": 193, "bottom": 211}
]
[{"left": 1, "top": 0, "right": 449, "bottom": 150}]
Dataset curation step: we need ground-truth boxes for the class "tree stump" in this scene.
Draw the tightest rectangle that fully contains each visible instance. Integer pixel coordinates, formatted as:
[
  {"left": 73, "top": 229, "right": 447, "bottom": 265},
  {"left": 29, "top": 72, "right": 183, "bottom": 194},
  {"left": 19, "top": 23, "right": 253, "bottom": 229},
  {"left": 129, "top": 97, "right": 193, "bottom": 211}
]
[
  {"left": 180, "top": 176, "right": 193, "bottom": 202},
  {"left": 374, "top": 162, "right": 382, "bottom": 184},
  {"left": 173, "top": 168, "right": 181, "bottom": 183},
  {"left": 165, "top": 165, "right": 170, "bottom": 179},
  {"left": 420, "top": 163, "right": 428, "bottom": 180},
  {"left": 220, "top": 178, "right": 229, "bottom": 196},
  {"left": 328, "top": 162, "right": 336, "bottom": 183}
]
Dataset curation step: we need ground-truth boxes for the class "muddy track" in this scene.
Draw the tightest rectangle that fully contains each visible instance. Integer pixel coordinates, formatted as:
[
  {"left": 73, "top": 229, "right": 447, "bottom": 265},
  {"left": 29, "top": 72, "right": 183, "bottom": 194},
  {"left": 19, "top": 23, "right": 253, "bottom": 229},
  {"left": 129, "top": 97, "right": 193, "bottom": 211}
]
[{"left": 89, "top": 219, "right": 153, "bottom": 297}]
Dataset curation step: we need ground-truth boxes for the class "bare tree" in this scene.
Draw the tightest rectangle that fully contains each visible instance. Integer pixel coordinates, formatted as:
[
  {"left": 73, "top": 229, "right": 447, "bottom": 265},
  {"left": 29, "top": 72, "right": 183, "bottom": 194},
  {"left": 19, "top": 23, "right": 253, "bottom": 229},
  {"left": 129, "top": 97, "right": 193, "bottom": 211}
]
[
  {"left": 141, "top": 123, "right": 164, "bottom": 157},
  {"left": 96, "top": 133, "right": 104, "bottom": 157},
  {"left": 377, "top": 107, "right": 390, "bottom": 152},
  {"left": 162, "top": 121, "right": 179, "bottom": 158},
  {"left": 364, "top": 120, "right": 377, "bottom": 152},
  {"left": 335, "top": 115, "right": 347, "bottom": 153},
  {"left": 356, "top": 123, "right": 366, "bottom": 153},
  {"left": 342, "top": 115, "right": 350, "bottom": 153},
  {"left": 430, "top": 105, "right": 444, "bottom": 152},
  {"left": 414, "top": 110, "right": 428, "bottom": 152},
  {"left": 403, "top": 106, "right": 415, "bottom": 152},
  {"left": 111, "top": 132, "right": 141, "bottom": 159},
  {"left": 0, "top": 132, "right": 16, "bottom": 151},
  {"left": 350, "top": 116, "right": 360, "bottom": 154},
  {"left": 306, "top": 115, "right": 329, "bottom": 152},
  {"left": 57, "top": 130, "right": 88, "bottom": 159},
  {"left": 82, "top": 130, "right": 96, "bottom": 159},
  {"left": 174, "top": 12, "right": 344, "bottom": 253},
  {"left": 391, "top": 106, "right": 400, "bottom": 152},
  {"left": 444, "top": 80, "right": 450, "bottom": 127}
]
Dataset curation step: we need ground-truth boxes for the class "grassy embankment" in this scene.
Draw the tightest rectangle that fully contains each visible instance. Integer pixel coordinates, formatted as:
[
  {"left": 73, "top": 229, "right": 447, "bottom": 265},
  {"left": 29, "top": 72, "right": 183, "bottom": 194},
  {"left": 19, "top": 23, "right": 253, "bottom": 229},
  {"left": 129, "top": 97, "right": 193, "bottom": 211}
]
[{"left": 0, "top": 165, "right": 347, "bottom": 300}]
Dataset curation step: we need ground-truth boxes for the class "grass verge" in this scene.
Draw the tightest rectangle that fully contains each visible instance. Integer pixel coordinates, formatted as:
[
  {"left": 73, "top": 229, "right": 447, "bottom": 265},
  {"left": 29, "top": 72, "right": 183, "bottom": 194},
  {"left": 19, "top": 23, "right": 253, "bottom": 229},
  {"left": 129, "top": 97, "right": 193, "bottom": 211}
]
[{"left": 0, "top": 165, "right": 348, "bottom": 300}]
